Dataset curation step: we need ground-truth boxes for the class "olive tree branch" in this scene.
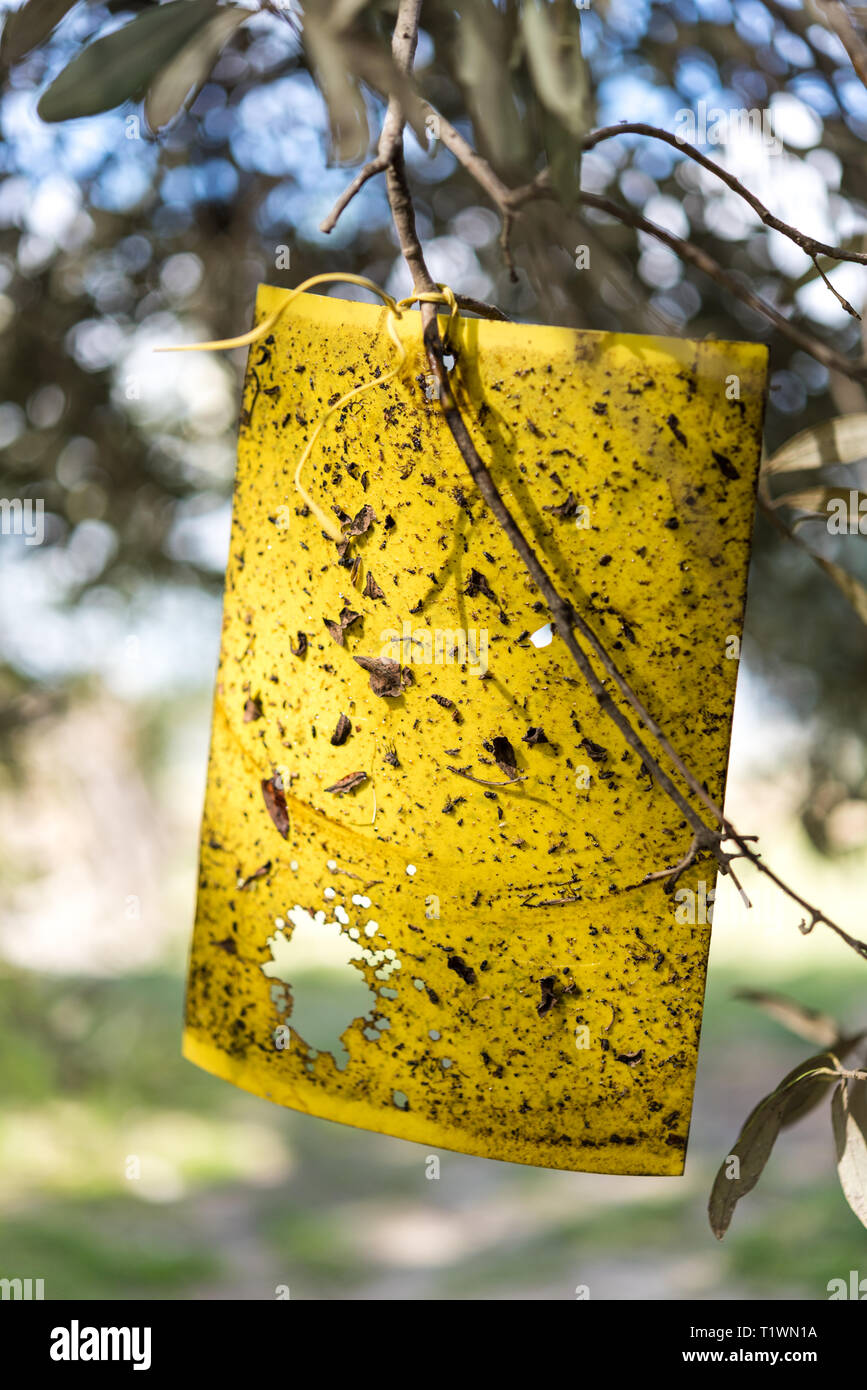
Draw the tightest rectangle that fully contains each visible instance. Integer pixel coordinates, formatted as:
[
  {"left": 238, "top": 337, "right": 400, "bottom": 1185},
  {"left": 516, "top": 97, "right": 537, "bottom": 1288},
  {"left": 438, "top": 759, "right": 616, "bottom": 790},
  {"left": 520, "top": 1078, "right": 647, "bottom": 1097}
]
[
  {"left": 581, "top": 122, "right": 867, "bottom": 269},
  {"left": 324, "top": 0, "right": 867, "bottom": 962},
  {"left": 424, "top": 110, "right": 867, "bottom": 378},
  {"left": 578, "top": 190, "right": 867, "bottom": 378},
  {"left": 814, "top": 0, "right": 867, "bottom": 91}
]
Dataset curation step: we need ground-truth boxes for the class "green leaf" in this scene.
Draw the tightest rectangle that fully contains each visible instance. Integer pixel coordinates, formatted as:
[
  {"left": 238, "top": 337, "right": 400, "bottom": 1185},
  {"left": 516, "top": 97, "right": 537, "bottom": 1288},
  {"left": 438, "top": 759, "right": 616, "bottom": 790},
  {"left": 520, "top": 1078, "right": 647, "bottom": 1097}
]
[
  {"left": 520, "top": 0, "right": 588, "bottom": 203},
  {"left": 832, "top": 1079, "right": 867, "bottom": 1230},
  {"left": 709, "top": 1051, "right": 842, "bottom": 1238},
  {"left": 454, "top": 0, "right": 528, "bottom": 172},
  {"left": 303, "top": 16, "right": 370, "bottom": 165},
  {"left": 708, "top": 1088, "right": 788, "bottom": 1240},
  {"left": 0, "top": 0, "right": 79, "bottom": 68},
  {"left": 763, "top": 414, "right": 867, "bottom": 475},
  {"left": 145, "top": 6, "right": 248, "bottom": 132},
  {"left": 779, "top": 1052, "right": 843, "bottom": 1129},
  {"left": 37, "top": 0, "right": 221, "bottom": 123}
]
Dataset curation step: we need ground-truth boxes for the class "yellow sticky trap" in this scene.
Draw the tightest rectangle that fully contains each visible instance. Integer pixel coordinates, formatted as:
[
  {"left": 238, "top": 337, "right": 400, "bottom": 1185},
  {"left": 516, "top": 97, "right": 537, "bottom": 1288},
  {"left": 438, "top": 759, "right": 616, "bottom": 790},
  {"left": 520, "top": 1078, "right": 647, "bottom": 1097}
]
[{"left": 184, "top": 287, "right": 767, "bottom": 1176}]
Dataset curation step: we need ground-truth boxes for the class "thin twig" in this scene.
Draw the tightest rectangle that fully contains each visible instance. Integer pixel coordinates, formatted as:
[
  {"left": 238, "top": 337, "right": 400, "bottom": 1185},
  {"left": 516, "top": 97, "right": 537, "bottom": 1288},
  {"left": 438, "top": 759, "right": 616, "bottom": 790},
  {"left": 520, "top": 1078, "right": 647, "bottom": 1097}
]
[
  {"left": 423, "top": 108, "right": 867, "bottom": 377},
  {"left": 338, "top": 0, "right": 867, "bottom": 963},
  {"left": 320, "top": 156, "right": 388, "bottom": 233},
  {"left": 445, "top": 765, "right": 527, "bottom": 787},
  {"left": 578, "top": 190, "right": 867, "bottom": 380},
  {"left": 582, "top": 122, "right": 867, "bottom": 268}
]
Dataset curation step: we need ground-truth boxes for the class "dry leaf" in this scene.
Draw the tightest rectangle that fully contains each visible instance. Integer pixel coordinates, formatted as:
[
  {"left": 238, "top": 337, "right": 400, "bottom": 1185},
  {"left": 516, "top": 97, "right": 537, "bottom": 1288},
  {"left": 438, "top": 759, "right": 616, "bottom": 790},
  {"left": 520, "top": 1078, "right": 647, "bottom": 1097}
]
[
  {"left": 330, "top": 713, "right": 352, "bottom": 746},
  {"left": 354, "top": 655, "right": 414, "bottom": 697},
  {"left": 363, "top": 571, "right": 386, "bottom": 601},
  {"left": 345, "top": 504, "right": 377, "bottom": 537},
  {"left": 325, "top": 770, "right": 368, "bottom": 795},
  {"left": 261, "top": 777, "right": 290, "bottom": 839},
  {"left": 324, "top": 607, "right": 362, "bottom": 646}
]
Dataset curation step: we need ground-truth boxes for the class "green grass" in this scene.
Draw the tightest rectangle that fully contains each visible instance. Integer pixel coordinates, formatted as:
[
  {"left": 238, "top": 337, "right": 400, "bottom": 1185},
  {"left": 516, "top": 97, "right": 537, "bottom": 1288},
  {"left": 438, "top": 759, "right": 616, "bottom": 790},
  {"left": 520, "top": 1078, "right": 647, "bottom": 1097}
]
[
  {"left": 0, "top": 1201, "right": 218, "bottom": 1300},
  {"left": 0, "top": 961, "right": 864, "bottom": 1300}
]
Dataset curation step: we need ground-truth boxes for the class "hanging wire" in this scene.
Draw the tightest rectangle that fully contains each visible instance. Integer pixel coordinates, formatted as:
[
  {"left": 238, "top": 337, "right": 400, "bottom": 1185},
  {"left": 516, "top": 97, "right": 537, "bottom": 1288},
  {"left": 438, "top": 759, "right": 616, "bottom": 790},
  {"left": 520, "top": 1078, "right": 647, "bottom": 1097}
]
[{"left": 157, "top": 273, "right": 460, "bottom": 542}]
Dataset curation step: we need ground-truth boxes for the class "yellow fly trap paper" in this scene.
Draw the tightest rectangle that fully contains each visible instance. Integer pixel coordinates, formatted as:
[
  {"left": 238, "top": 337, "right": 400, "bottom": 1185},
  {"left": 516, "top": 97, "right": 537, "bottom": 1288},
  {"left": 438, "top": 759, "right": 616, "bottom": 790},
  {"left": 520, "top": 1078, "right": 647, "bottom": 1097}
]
[{"left": 184, "top": 285, "right": 767, "bottom": 1176}]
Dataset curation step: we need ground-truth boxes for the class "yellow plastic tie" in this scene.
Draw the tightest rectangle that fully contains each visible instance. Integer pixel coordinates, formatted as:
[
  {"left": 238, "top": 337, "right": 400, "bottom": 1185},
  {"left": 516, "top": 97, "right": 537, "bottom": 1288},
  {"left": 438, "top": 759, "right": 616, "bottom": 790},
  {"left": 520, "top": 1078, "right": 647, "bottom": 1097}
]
[
  {"left": 156, "top": 275, "right": 461, "bottom": 544},
  {"left": 399, "top": 284, "right": 459, "bottom": 338}
]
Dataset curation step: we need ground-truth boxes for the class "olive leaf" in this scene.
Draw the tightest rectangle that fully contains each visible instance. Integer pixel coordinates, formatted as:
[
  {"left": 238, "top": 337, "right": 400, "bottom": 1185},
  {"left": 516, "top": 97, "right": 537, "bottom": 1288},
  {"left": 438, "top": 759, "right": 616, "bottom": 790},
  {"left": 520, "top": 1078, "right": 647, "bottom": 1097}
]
[
  {"left": 145, "top": 5, "right": 249, "bottom": 132},
  {"left": 709, "top": 1050, "right": 843, "bottom": 1238},
  {"left": 735, "top": 989, "right": 839, "bottom": 1048},
  {"left": 453, "top": 0, "right": 528, "bottom": 172},
  {"left": 519, "top": 0, "right": 588, "bottom": 203},
  {"left": 762, "top": 413, "right": 867, "bottom": 475},
  {"left": 0, "top": 0, "right": 79, "bottom": 69},
  {"left": 832, "top": 1077, "right": 867, "bottom": 1230},
  {"left": 773, "top": 486, "right": 867, "bottom": 532},
  {"left": 37, "top": 0, "right": 221, "bottom": 123},
  {"left": 303, "top": 14, "right": 370, "bottom": 165},
  {"left": 346, "top": 38, "right": 428, "bottom": 148}
]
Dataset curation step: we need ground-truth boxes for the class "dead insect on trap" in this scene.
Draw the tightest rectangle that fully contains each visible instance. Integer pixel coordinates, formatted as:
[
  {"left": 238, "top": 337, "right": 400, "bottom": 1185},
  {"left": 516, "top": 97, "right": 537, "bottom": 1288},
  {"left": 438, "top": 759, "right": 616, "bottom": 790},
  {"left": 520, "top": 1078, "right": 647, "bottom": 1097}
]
[{"left": 181, "top": 277, "right": 767, "bottom": 1176}]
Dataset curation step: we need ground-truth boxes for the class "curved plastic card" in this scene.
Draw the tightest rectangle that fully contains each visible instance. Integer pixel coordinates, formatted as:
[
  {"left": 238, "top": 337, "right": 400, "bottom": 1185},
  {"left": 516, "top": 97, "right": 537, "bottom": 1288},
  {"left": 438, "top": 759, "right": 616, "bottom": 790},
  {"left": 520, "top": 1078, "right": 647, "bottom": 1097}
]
[{"left": 184, "top": 287, "right": 767, "bottom": 1175}]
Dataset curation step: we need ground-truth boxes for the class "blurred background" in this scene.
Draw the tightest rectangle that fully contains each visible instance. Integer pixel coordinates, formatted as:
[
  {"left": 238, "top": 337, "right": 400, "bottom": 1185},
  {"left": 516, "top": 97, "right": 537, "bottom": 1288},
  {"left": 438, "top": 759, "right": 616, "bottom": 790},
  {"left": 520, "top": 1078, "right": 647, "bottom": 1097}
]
[{"left": 1, "top": 0, "right": 867, "bottom": 1299}]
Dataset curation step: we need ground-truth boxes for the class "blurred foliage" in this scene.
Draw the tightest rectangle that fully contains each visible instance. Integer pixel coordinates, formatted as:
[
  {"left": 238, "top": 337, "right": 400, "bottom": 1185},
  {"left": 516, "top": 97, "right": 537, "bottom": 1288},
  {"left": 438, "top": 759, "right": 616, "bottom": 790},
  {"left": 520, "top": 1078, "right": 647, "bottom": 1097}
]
[
  {"left": 0, "top": 0, "right": 866, "bottom": 845},
  {"left": 0, "top": 959, "right": 864, "bottom": 1297}
]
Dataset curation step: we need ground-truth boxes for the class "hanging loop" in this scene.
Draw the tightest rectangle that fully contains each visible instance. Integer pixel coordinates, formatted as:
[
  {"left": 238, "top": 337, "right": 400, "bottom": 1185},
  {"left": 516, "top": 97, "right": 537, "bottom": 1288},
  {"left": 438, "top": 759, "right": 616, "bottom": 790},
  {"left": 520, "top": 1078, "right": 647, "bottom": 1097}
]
[{"left": 157, "top": 274, "right": 461, "bottom": 542}]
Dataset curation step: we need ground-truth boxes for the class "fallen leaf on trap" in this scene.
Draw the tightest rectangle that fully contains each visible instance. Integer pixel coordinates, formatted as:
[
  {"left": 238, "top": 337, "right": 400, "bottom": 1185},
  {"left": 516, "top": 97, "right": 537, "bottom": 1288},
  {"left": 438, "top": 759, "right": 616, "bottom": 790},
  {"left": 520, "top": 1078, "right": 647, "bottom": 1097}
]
[
  {"left": 325, "top": 770, "right": 368, "bottom": 795},
  {"left": 363, "top": 571, "right": 386, "bottom": 601},
  {"left": 354, "top": 655, "right": 414, "bottom": 697},
  {"left": 261, "top": 777, "right": 290, "bottom": 838},
  {"left": 330, "top": 713, "right": 352, "bottom": 746},
  {"left": 324, "top": 607, "right": 362, "bottom": 646},
  {"left": 345, "top": 503, "right": 377, "bottom": 537}
]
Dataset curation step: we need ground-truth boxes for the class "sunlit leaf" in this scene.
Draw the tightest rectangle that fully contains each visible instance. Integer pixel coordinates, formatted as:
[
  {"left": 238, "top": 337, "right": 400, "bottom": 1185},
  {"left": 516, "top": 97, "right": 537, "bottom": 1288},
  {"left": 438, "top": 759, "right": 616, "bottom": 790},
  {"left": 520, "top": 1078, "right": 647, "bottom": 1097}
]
[
  {"left": 454, "top": 0, "right": 528, "bottom": 172},
  {"left": 832, "top": 1079, "right": 867, "bottom": 1230},
  {"left": 37, "top": 0, "right": 221, "bottom": 123},
  {"left": 735, "top": 989, "right": 839, "bottom": 1047},
  {"left": 145, "top": 6, "right": 249, "bottom": 133},
  {"left": 0, "top": 0, "right": 79, "bottom": 68},
  {"left": 347, "top": 40, "right": 428, "bottom": 149},
  {"left": 774, "top": 486, "right": 867, "bottom": 532},
  {"left": 303, "top": 15, "right": 370, "bottom": 165},
  {"left": 763, "top": 414, "right": 867, "bottom": 475},
  {"left": 709, "top": 1051, "right": 842, "bottom": 1238},
  {"left": 520, "top": 0, "right": 588, "bottom": 202}
]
